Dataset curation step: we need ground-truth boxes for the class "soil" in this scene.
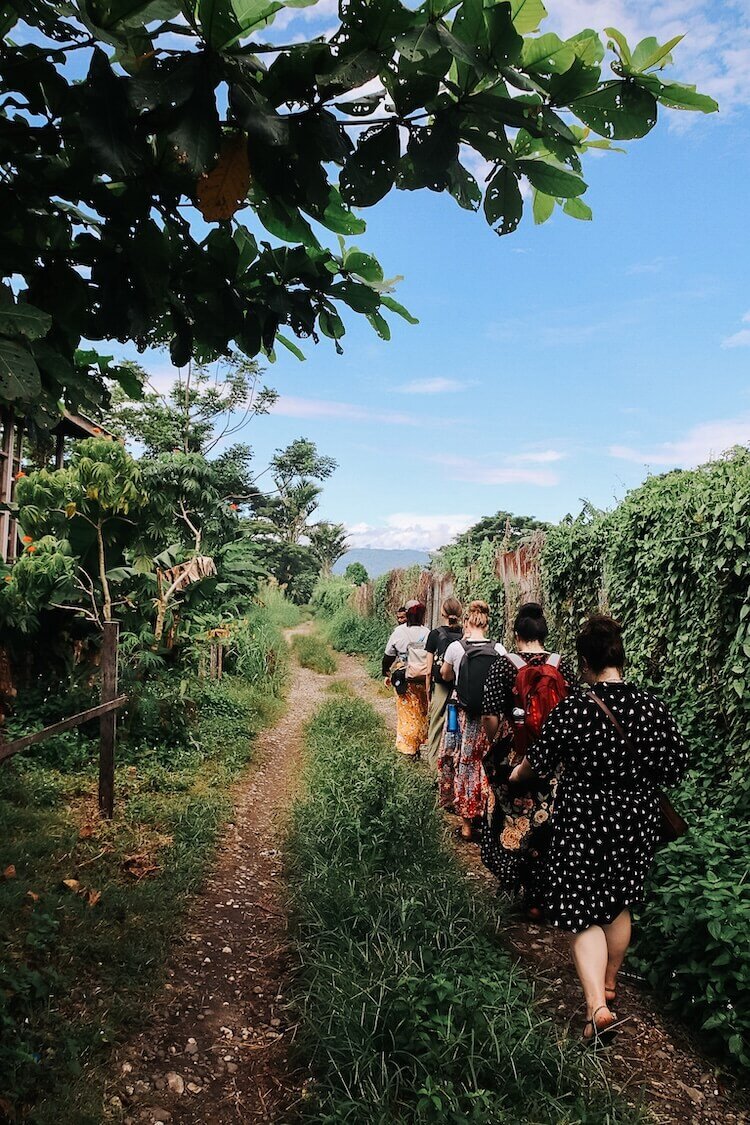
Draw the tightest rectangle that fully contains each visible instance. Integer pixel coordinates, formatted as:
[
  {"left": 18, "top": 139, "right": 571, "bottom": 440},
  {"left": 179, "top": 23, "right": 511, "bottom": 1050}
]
[{"left": 106, "top": 634, "right": 750, "bottom": 1125}]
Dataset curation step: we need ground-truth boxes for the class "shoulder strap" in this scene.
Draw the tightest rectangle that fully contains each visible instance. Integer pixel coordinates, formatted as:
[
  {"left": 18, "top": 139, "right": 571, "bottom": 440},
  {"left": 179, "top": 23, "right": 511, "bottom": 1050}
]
[
  {"left": 586, "top": 687, "right": 659, "bottom": 787},
  {"left": 507, "top": 653, "right": 526, "bottom": 670},
  {"left": 546, "top": 653, "right": 561, "bottom": 669}
]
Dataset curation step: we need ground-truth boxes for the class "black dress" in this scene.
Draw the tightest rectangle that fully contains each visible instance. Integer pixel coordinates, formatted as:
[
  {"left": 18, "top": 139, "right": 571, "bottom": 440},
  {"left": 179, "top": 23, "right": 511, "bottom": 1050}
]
[
  {"left": 527, "top": 682, "right": 689, "bottom": 933},
  {"left": 480, "top": 652, "right": 576, "bottom": 901}
]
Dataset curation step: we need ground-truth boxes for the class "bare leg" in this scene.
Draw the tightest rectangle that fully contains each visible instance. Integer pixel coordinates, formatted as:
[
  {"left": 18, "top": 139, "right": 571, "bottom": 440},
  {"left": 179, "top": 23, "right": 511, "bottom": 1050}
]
[
  {"left": 461, "top": 816, "right": 473, "bottom": 839},
  {"left": 602, "top": 908, "right": 631, "bottom": 996},
  {"left": 569, "top": 925, "right": 611, "bottom": 1035}
]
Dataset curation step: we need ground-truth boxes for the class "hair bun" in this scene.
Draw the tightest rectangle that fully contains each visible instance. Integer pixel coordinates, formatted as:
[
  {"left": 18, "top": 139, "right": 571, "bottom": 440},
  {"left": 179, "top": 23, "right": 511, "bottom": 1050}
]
[{"left": 519, "top": 602, "right": 544, "bottom": 619}]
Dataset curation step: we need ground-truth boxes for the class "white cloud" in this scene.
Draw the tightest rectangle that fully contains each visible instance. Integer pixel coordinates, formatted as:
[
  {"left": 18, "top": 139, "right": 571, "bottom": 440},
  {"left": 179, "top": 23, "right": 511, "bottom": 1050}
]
[
  {"left": 610, "top": 417, "right": 750, "bottom": 467},
  {"left": 347, "top": 513, "right": 478, "bottom": 550},
  {"left": 514, "top": 449, "right": 566, "bottom": 463},
  {"left": 432, "top": 453, "right": 560, "bottom": 486},
  {"left": 396, "top": 377, "right": 468, "bottom": 395},
  {"left": 723, "top": 329, "right": 750, "bottom": 349},
  {"left": 271, "top": 395, "right": 421, "bottom": 427}
]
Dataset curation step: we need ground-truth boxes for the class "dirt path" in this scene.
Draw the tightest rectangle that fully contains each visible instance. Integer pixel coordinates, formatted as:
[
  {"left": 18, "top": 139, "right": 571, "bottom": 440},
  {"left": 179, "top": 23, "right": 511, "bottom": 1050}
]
[
  {"left": 106, "top": 638, "right": 748, "bottom": 1125},
  {"left": 345, "top": 657, "right": 750, "bottom": 1125},
  {"left": 107, "top": 624, "right": 326, "bottom": 1125}
]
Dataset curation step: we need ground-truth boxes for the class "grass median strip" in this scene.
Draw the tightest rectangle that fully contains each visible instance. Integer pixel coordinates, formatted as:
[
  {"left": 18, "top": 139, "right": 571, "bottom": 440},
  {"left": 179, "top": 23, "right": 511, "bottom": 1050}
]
[{"left": 287, "top": 696, "right": 646, "bottom": 1125}]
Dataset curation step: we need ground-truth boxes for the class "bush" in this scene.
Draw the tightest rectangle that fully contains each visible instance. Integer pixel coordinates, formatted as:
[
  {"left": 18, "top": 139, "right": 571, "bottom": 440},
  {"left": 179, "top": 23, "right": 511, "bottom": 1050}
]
[
  {"left": 310, "top": 575, "right": 353, "bottom": 618},
  {"left": 325, "top": 607, "right": 391, "bottom": 677},
  {"left": 291, "top": 632, "right": 337, "bottom": 675},
  {"left": 287, "top": 698, "right": 646, "bottom": 1125}
]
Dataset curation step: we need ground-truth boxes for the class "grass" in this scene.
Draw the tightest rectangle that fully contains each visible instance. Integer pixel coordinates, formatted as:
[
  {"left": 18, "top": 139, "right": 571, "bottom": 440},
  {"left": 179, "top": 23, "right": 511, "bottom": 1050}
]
[
  {"left": 292, "top": 630, "right": 338, "bottom": 675},
  {"left": 286, "top": 697, "right": 647, "bottom": 1125},
  {"left": 0, "top": 613, "right": 290, "bottom": 1124},
  {"left": 323, "top": 606, "right": 391, "bottom": 678}
]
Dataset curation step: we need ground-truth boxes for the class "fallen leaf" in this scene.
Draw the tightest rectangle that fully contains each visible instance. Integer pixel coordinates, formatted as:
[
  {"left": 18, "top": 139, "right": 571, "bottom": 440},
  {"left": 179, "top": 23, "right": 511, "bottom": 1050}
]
[
  {"left": 87, "top": 889, "right": 102, "bottom": 908},
  {"left": 62, "top": 878, "right": 81, "bottom": 893},
  {"left": 121, "top": 853, "right": 160, "bottom": 880},
  {"left": 2, "top": 864, "right": 16, "bottom": 879},
  {"left": 26, "top": 891, "right": 39, "bottom": 903},
  {"left": 79, "top": 823, "right": 97, "bottom": 839},
  {"left": 196, "top": 133, "right": 250, "bottom": 222}
]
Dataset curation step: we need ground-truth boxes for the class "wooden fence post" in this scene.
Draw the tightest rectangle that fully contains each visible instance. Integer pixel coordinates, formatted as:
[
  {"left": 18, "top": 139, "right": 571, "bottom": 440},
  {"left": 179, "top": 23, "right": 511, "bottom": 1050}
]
[{"left": 98, "top": 620, "right": 119, "bottom": 818}]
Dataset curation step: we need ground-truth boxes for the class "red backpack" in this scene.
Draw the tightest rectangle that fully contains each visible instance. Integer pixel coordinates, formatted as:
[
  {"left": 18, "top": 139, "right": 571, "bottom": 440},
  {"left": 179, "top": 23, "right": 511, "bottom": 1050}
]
[{"left": 507, "top": 653, "right": 567, "bottom": 754}]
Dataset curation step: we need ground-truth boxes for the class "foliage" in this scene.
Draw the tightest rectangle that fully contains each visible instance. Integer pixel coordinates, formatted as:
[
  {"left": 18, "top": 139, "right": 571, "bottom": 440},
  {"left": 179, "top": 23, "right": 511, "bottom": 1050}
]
[
  {"left": 343, "top": 561, "right": 369, "bottom": 585},
  {"left": 288, "top": 696, "right": 646, "bottom": 1124},
  {"left": 446, "top": 509, "right": 549, "bottom": 550},
  {"left": 308, "top": 521, "right": 349, "bottom": 576},
  {"left": 0, "top": 593, "right": 289, "bottom": 1122},
  {"left": 251, "top": 438, "right": 337, "bottom": 544},
  {"left": 631, "top": 776, "right": 750, "bottom": 1072},
  {"left": 291, "top": 630, "right": 338, "bottom": 675},
  {"left": 0, "top": 2, "right": 716, "bottom": 419},
  {"left": 310, "top": 575, "right": 354, "bottom": 619},
  {"left": 435, "top": 533, "right": 506, "bottom": 636}
]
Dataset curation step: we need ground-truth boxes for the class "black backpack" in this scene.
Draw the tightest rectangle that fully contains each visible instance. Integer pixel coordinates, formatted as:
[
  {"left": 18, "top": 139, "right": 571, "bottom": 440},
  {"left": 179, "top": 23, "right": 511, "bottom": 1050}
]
[
  {"left": 432, "top": 626, "right": 463, "bottom": 684},
  {"left": 456, "top": 640, "right": 502, "bottom": 718}
]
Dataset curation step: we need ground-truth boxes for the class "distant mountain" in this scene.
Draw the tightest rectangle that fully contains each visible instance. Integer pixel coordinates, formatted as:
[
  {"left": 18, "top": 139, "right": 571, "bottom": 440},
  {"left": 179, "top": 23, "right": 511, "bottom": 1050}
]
[{"left": 333, "top": 548, "right": 431, "bottom": 579}]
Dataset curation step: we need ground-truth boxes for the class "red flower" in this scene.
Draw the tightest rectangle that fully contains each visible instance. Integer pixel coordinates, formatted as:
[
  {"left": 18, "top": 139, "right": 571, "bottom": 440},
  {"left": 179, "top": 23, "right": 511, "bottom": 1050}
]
[
  {"left": 15, "top": 471, "right": 25, "bottom": 480},
  {"left": 22, "top": 535, "right": 33, "bottom": 544},
  {"left": 230, "top": 503, "right": 239, "bottom": 511}
]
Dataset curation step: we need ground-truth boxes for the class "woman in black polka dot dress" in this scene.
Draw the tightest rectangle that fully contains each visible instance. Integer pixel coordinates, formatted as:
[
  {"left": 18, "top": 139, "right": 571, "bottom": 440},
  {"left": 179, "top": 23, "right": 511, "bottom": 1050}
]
[{"left": 510, "top": 615, "right": 689, "bottom": 1042}]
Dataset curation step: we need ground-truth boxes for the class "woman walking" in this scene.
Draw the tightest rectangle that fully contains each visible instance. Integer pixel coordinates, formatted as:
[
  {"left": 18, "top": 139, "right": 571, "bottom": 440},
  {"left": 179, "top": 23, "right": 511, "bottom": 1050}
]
[
  {"left": 439, "top": 600, "right": 506, "bottom": 840},
  {"left": 382, "top": 600, "right": 430, "bottom": 759},
  {"left": 509, "top": 615, "right": 688, "bottom": 1041},
  {"left": 423, "top": 597, "right": 463, "bottom": 770},
  {"left": 481, "top": 603, "right": 575, "bottom": 914}
]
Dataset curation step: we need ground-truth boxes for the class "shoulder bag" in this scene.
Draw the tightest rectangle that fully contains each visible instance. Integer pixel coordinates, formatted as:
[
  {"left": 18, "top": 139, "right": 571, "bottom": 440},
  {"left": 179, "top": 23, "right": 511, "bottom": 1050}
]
[{"left": 586, "top": 687, "right": 687, "bottom": 844}]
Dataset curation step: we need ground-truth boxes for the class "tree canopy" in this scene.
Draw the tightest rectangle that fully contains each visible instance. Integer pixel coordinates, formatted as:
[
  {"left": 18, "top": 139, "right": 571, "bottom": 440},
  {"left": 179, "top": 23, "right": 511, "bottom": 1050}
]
[{"left": 0, "top": 0, "right": 717, "bottom": 423}]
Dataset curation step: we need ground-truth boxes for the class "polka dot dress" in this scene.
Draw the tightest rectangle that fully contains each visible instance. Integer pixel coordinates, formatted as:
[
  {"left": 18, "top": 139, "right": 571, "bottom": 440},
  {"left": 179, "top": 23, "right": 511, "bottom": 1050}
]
[{"left": 528, "top": 683, "right": 689, "bottom": 934}]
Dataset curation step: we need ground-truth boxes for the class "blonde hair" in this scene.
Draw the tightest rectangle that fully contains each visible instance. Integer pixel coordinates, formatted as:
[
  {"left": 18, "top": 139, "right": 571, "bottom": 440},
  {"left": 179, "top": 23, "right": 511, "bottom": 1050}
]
[
  {"left": 442, "top": 597, "right": 463, "bottom": 626},
  {"left": 465, "top": 599, "right": 490, "bottom": 629}
]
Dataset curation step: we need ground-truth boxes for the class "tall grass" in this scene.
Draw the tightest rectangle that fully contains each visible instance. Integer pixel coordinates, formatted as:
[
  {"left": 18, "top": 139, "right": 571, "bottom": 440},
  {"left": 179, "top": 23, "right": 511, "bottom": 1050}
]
[
  {"left": 324, "top": 607, "right": 391, "bottom": 677},
  {"left": 292, "top": 631, "right": 338, "bottom": 675},
  {"left": 257, "top": 581, "right": 305, "bottom": 629},
  {"left": 287, "top": 698, "right": 645, "bottom": 1124}
]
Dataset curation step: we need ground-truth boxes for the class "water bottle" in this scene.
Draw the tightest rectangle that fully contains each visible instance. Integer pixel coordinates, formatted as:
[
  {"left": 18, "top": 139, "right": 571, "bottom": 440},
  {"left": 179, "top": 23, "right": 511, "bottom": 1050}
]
[{"left": 446, "top": 701, "right": 459, "bottom": 733}]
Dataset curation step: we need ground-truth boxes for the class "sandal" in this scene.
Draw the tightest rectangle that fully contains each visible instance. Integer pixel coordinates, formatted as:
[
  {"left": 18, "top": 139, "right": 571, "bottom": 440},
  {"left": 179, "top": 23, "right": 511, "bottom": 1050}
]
[{"left": 582, "top": 1005, "right": 629, "bottom": 1046}]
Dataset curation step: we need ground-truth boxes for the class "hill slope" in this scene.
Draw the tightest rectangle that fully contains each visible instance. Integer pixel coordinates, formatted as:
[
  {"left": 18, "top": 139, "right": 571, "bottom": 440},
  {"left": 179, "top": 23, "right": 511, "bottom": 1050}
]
[{"left": 333, "top": 548, "right": 430, "bottom": 579}]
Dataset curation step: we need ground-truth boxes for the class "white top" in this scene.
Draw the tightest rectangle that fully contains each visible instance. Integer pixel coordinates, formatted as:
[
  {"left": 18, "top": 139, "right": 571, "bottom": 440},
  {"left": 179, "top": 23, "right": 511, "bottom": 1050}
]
[
  {"left": 443, "top": 638, "right": 507, "bottom": 679},
  {"left": 385, "top": 623, "right": 430, "bottom": 661}
]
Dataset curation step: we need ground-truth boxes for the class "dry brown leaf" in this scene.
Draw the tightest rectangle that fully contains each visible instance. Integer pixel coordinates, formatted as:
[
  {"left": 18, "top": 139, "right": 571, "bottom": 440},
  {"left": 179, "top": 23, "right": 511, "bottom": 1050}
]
[
  {"left": 2, "top": 864, "right": 16, "bottom": 880},
  {"left": 122, "top": 853, "right": 160, "bottom": 880},
  {"left": 26, "top": 890, "right": 39, "bottom": 903},
  {"left": 196, "top": 134, "right": 250, "bottom": 222},
  {"left": 87, "top": 889, "right": 102, "bottom": 908},
  {"left": 62, "top": 878, "right": 81, "bottom": 893},
  {"left": 79, "top": 822, "right": 97, "bottom": 839}
]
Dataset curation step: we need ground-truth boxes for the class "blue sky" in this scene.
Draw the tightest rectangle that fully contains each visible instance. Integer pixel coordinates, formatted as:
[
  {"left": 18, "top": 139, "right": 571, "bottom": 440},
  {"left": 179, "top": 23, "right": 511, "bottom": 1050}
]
[{"left": 124, "top": 0, "right": 750, "bottom": 550}]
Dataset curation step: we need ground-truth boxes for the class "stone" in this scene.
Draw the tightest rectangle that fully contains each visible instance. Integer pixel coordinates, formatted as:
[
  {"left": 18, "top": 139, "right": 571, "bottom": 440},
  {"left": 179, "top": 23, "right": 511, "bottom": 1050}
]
[{"left": 166, "top": 1073, "right": 184, "bottom": 1096}]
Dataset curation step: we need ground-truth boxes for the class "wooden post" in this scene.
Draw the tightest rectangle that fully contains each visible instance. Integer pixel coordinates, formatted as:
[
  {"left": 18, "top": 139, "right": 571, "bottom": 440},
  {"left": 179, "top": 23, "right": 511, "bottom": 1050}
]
[
  {"left": 0, "top": 407, "right": 15, "bottom": 564},
  {"left": 98, "top": 620, "right": 119, "bottom": 818}
]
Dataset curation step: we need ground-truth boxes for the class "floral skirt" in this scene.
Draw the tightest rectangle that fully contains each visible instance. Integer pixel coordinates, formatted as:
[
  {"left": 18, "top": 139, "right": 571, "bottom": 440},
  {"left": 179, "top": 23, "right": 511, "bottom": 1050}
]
[
  {"left": 480, "top": 749, "right": 557, "bottom": 901},
  {"left": 438, "top": 708, "right": 490, "bottom": 820},
  {"left": 395, "top": 681, "right": 428, "bottom": 756}
]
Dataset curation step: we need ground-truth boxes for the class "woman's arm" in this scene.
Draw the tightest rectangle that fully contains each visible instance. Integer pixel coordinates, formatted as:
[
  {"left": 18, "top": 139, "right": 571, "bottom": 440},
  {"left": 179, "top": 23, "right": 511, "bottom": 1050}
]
[
  {"left": 440, "top": 659, "right": 454, "bottom": 682},
  {"left": 509, "top": 757, "right": 536, "bottom": 785},
  {"left": 424, "top": 651, "right": 434, "bottom": 698}
]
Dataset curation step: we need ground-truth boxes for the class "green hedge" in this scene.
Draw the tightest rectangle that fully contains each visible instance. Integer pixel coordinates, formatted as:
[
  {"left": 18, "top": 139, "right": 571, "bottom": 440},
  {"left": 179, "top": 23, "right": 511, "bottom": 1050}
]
[{"left": 287, "top": 697, "right": 646, "bottom": 1124}]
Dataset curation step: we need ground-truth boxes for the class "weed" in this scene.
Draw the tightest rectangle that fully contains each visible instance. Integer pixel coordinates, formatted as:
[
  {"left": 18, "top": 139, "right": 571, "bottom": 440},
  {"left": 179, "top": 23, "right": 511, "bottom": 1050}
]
[{"left": 292, "top": 631, "right": 338, "bottom": 675}]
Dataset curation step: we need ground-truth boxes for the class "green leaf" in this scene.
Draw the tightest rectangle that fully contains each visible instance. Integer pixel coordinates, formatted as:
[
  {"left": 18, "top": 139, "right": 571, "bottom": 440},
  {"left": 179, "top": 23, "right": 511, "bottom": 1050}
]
[
  {"left": 381, "top": 295, "right": 418, "bottom": 324},
  {"left": 532, "top": 188, "right": 554, "bottom": 224},
  {"left": 650, "top": 79, "right": 718, "bottom": 114},
  {"left": 111, "top": 363, "right": 145, "bottom": 398},
  {"left": 196, "top": 0, "right": 240, "bottom": 48},
  {"left": 483, "top": 165, "right": 523, "bottom": 235},
  {"left": 319, "top": 309, "right": 346, "bottom": 340},
  {"left": 366, "top": 311, "right": 391, "bottom": 340},
  {"left": 521, "top": 158, "right": 587, "bottom": 197},
  {"left": 275, "top": 333, "right": 307, "bottom": 361},
  {"left": 343, "top": 249, "right": 383, "bottom": 283},
  {"left": 446, "top": 159, "right": 481, "bottom": 211},
  {"left": 604, "top": 26, "right": 632, "bottom": 65},
  {"left": 0, "top": 337, "right": 42, "bottom": 402},
  {"left": 233, "top": 225, "right": 259, "bottom": 273},
  {"left": 319, "top": 187, "right": 367, "bottom": 236},
  {"left": 568, "top": 28, "right": 604, "bottom": 66},
  {"left": 632, "top": 33, "right": 683, "bottom": 73},
  {"left": 0, "top": 292, "right": 52, "bottom": 341},
  {"left": 572, "top": 80, "right": 657, "bottom": 139},
  {"left": 521, "top": 33, "right": 575, "bottom": 74},
  {"left": 510, "top": 0, "right": 547, "bottom": 35},
  {"left": 231, "top": 0, "right": 282, "bottom": 34},
  {"left": 254, "top": 196, "right": 321, "bottom": 250},
  {"left": 563, "top": 196, "right": 592, "bottom": 221},
  {"left": 340, "top": 123, "right": 400, "bottom": 208}
]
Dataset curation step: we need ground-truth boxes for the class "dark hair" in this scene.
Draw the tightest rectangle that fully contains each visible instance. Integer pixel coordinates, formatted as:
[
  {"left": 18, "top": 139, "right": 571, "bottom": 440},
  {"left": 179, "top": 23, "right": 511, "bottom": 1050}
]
[
  {"left": 397, "top": 606, "right": 407, "bottom": 613},
  {"left": 406, "top": 602, "right": 426, "bottom": 626},
  {"left": 514, "top": 602, "right": 549, "bottom": 643},
  {"left": 576, "top": 615, "right": 626, "bottom": 673},
  {"left": 442, "top": 597, "right": 463, "bottom": 625}
]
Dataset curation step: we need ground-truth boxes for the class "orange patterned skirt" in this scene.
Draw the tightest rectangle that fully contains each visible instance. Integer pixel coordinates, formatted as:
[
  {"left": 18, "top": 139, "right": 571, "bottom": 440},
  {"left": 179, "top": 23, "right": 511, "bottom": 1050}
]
[{"left": 394, "top": 681, "right": 428, "bottom": 757}]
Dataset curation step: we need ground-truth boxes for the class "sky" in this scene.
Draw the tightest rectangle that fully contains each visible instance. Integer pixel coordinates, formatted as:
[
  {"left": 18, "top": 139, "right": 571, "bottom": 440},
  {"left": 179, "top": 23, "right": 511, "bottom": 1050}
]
[{"left": 122, "top": 0, "right": 750, "bottom": 551}]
